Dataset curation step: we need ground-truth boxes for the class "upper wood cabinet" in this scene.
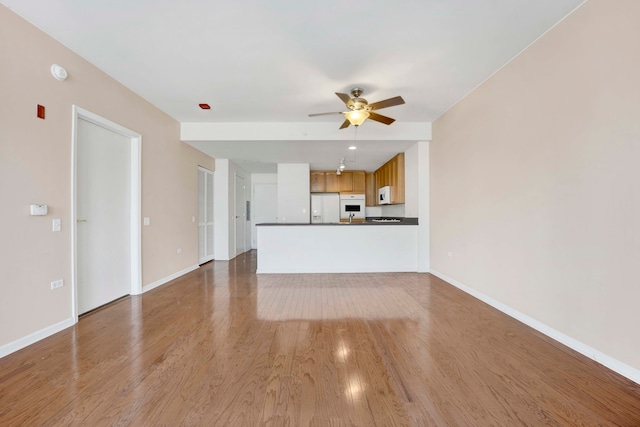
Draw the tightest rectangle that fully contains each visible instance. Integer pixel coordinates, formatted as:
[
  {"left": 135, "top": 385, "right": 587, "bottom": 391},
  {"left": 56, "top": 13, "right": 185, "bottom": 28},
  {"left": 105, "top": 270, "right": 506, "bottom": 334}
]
[
  {"left": 310, "top": 170, "right": 366, "bottom": 195},
  {"left": 373, "top": 153, "right": 405, "bottom": 204},
  {"left": 365, "top": 172, "right": 375, "bottom": 206},
  {"left": 352, "top": 171, "right": 365, "bottom": 193},
  {"left": 310, "top": 171, "right": 326, "bottom": 193},
  {"left": 325, "top": 173, "right": 340, "bottom": 192},
  {"left": 338, "top": 171, "right": 353, "bottom": 192}
]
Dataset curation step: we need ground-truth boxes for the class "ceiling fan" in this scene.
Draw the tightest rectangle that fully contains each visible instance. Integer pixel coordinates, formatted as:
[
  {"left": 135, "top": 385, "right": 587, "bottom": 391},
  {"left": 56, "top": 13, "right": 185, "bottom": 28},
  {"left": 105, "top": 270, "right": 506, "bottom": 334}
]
[{"left": 309, "top": 87, "right": 405, "bottom": 129}]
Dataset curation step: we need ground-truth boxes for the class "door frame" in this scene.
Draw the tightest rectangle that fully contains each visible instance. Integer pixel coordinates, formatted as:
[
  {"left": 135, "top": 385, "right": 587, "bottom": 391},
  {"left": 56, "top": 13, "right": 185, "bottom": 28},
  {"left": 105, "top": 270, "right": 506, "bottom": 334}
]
[
  {"left": 234, "top": 173, "right": 246, "bottom": 256},
  {"left": 71, "top": 105, "right": 142, "bottom": 321},
  {"left": 198, "top": 166, "right": 215, "bottom": 264}
]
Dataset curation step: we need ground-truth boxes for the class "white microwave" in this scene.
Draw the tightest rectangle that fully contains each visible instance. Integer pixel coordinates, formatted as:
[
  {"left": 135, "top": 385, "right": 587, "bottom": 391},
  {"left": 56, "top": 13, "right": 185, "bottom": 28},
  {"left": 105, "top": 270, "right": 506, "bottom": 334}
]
[{"left": 378, "top": 186, "right": 391, "bottom": 205}]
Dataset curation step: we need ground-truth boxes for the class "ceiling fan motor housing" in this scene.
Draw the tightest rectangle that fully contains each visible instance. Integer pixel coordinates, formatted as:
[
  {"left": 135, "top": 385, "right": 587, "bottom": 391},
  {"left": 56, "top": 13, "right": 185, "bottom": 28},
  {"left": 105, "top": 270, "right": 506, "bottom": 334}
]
[
  {"left": 350, "top": 87, "right": 364, "bottom": 97},
  {"left": 347, "top": 97, "right": 368, "bottom": 111},
  {"left": 347, "top": 88, "right": 368, "bottom": 110}
]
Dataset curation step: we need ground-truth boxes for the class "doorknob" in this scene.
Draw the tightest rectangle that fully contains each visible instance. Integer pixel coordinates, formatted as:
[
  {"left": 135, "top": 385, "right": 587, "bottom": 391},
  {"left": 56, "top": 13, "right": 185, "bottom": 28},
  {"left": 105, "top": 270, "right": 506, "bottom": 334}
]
[{"left": 77, "top": 219, "right": 87, "bottom": 223}]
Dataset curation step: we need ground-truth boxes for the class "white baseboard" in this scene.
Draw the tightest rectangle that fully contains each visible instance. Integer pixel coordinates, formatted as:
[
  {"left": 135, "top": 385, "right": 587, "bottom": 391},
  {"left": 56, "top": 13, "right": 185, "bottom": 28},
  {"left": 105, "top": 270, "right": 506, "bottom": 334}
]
[
  {"left": 429, "top": 269, "right": 640, "bottom": 385},
  {"left": 1, "top": 264, "right": 200, "bottom": 359},
  {"left": 0, "top": 317, "right": 75, "bottom": 359},
  {"left": 142, "top": 264, "right": 199, "bottom": 293}
]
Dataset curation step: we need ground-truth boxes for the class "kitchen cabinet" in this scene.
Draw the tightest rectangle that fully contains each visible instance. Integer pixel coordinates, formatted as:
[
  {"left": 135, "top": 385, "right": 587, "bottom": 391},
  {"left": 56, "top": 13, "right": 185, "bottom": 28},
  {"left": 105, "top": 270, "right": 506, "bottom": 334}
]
[
  {"left": 373, "top": 153, "right": 405, "bottom": 204},
  {"left": 325, "top": 173, "right": 340, "bottom": 192},
  {"left": 365, "top": 172, "right": 375, "bottom": 206},
  {"left": 339, "top": 171, "right": 353, "bottom": 192},
  {"left": 352, "top": 171, "right": 366, "bottom": 193},
  {"left": 310, "top": 171, "right": 326, "bottom": 192},
  {"left": 310, "top": 171, "right": 340, "bottom": 193},
  {"left": 310, "top": 170, "right": 365, "bottom": 194}
]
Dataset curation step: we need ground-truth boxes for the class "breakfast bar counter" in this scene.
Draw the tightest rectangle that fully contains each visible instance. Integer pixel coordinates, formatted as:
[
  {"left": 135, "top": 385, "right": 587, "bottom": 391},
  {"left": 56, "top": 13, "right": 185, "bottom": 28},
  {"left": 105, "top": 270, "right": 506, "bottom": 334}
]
[{"left": 256, "top": 220, "right": 418, "bottom": 274}]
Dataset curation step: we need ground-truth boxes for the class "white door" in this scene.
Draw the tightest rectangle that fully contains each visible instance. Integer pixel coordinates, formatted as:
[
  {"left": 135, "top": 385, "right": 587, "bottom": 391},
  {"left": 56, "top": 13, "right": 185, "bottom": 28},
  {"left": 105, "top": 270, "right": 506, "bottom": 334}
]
[
  {"left": 253, "top": 183, "right": 277, "bottom": 247},
  {"left": 235, "top": 175, "right": 246, "bottom": 255},
  {"left": 76, "top": 118, "right": 131, "bottom": 314},
  {"left": 198, "top": 167, "right": 214, "bottom": 264}
]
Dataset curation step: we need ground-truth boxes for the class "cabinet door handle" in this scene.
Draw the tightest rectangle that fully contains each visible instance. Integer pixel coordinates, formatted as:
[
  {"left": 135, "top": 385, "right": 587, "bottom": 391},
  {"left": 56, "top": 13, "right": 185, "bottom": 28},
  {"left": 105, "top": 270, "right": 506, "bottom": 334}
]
[{"left": 77, "top": 219, "right": 87, "bottom": 223}]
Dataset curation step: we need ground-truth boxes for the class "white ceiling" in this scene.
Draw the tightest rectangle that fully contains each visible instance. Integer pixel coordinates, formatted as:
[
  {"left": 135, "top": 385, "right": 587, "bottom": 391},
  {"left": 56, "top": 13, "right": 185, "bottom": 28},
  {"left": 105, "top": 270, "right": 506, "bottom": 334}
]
[{"left": 3, "top": 0, "right": 585, "bottom": 172}]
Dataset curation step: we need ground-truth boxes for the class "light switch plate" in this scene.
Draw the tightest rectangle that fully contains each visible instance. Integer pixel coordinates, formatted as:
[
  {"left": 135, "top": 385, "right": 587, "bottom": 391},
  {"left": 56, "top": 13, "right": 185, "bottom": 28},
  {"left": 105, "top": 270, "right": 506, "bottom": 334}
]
[{"left": 52, "top": 219, "right": 61, "bottom": 232}]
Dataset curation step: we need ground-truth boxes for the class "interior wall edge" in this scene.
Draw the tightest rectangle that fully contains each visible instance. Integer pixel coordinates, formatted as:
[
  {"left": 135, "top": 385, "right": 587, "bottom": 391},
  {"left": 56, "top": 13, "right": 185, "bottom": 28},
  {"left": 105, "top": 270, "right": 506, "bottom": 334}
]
[
  {"left": 142, "top": 264, "right": 199, "bottom": 294},
  {"left": 429, "top": 270, "right": 640, "bottom": 386},
  {"left": 0, "top": 317, "right": 75, "bottom": 359}
]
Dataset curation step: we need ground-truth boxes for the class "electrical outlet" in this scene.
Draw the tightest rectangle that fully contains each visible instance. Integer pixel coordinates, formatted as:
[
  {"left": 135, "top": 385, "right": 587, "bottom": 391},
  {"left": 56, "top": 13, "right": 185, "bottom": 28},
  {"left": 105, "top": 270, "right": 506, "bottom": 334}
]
[
  {"left": 447, "top": 252, "right": 453, "bottom": 257},
  {"left": 51, "top": 279, "right": 63, "bottom": 290},
  {"left": 177, "top": 248, "right": 182, "bottom": 254}
]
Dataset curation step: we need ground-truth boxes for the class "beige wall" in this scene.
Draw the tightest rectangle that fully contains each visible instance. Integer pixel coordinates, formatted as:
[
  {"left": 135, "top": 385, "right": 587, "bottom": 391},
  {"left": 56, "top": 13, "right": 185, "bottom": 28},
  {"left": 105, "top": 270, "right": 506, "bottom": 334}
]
[
  {"left": 0, "top": 6, "right": 214, "bottom": 347},
  {"left": 431, "top": 0, "right": 640, "bottom": 372}
]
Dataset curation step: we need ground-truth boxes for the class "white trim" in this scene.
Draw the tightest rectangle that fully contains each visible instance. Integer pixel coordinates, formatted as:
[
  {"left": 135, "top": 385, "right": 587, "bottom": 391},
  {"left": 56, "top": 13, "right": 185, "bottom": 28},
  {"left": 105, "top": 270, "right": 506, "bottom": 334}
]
[
  {"left": 429, "top": 269, "right": 640, "bottom": 385},
  {"left": 142, "top": 264, "right": 199, "bottom": 293},
  {"left": 198, "top": 166, "right": 215, "bottom": 264},
  {"left": 234, "top": 173, "right": 246, "bottom": 256},
  {"left": 0, "top": 318, "right": 75, "bottom": 358},
  {"left": 130, "top": 134, "right": 142, "bottom": 295},
  {"left": 71, "top": 105, "right": 143, "bottom": 321},
  {"left": 199, "top": 255, "right": 214, "bottom": 265}
]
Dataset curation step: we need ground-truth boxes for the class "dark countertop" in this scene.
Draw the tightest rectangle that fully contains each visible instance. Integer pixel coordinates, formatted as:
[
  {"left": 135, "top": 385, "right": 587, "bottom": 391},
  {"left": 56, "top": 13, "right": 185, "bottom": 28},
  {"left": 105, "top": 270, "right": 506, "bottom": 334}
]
[{"left": 257, "top": 218, "right": 418, "bottom": 226}]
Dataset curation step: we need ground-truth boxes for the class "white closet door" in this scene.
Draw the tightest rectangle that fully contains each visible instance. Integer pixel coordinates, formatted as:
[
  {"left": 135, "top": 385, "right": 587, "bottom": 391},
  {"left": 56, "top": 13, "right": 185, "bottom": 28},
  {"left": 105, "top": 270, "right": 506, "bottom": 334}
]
[
  {"left": 77, "top": 118, "right": 131, "bottom": 314},
  {"left": 235, "top": 175, "right": 246, "bottom": 255},
  {"left": 198, "top": 167, "right": 214, "bottom": 264},
  {"left": 205, "top": 172, "right": 214, "bottom": 259}
]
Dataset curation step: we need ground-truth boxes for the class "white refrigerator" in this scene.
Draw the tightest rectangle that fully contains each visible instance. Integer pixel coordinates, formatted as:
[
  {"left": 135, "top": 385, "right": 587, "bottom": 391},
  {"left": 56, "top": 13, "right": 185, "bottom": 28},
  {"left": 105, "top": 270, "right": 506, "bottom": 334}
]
[{"left": 310, "top": 193, "right": 340, "bottom": 224}]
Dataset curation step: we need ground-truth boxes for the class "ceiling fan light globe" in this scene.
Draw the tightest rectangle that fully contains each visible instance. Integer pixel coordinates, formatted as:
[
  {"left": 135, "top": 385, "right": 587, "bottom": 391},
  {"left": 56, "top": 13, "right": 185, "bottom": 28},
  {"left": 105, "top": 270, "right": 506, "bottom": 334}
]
[{"left": 345, "top": 110, "right": 370, "bottom": 126}]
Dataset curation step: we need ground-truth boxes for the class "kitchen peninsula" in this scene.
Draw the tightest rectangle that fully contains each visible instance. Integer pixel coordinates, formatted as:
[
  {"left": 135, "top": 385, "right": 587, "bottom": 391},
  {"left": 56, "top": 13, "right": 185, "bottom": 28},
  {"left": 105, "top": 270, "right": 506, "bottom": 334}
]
[{"left": 256, "top": 219, "right": 418, "bottom": 273}]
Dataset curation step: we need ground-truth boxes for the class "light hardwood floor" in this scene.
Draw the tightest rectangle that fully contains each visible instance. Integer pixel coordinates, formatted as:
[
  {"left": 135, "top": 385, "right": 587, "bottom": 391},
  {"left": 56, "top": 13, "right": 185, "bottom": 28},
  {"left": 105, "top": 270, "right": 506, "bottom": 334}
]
[{"left": 1, "top": 251, "right": 639, "bottom": 425}]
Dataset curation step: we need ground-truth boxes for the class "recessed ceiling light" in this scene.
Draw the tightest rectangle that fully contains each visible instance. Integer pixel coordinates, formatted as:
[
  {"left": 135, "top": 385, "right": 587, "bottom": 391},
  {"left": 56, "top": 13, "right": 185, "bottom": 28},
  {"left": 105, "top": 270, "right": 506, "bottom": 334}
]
[
  {"left": 348, "top": 146, "right": 357, "bottom": 150},
  {"left": 199, "top": 103, "right": 211, "bottom": 110}
]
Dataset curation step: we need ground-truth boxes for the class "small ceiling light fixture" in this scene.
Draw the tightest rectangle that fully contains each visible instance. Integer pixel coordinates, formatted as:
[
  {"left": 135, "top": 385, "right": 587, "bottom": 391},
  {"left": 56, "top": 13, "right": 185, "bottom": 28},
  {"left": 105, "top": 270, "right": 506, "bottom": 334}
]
[
  {"left": 345, "top": 109, "right": 370, "bottom": 127},
  {"left": 50, "top": 64, "right": 68, "bottom": 81},
  {"left": 348, "top": 145, "right": 357, "bottom": 150},
  {"left": 199, "top": 103, "right": 211, "bottom": 110}
]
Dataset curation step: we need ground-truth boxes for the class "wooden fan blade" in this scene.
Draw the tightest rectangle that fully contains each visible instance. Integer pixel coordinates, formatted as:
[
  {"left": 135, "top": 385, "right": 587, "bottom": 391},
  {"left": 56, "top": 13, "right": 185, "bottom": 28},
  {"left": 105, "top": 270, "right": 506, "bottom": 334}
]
[
  {"left": 335, "top": 92, "right": 352, "bottom": 105},
  {"left": 308, "top": 112, "right": 343, "bottom": 117},
  {"left": 368, "top": 96, "right": 405, "bottom": 110},
  {"left": 339, "top": 119, "right": 351, "bottom": 129},
  {"left": 368, "top": 112, "right": 395, "bottom": 125}
]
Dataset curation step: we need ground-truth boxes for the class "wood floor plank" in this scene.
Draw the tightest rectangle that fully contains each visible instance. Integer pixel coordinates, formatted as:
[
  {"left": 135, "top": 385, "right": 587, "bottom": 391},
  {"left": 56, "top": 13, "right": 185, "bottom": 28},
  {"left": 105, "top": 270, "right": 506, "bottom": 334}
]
[{"left": 1, "top": 250, "right": 639, "bottom": 425}]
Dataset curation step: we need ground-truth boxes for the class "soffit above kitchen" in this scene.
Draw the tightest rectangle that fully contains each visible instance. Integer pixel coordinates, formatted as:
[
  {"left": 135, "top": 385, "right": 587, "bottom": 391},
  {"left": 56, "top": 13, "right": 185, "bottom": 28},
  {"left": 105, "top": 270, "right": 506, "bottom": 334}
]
[{"left": 2, "top": 0, "right": 586, "bottom": 171}]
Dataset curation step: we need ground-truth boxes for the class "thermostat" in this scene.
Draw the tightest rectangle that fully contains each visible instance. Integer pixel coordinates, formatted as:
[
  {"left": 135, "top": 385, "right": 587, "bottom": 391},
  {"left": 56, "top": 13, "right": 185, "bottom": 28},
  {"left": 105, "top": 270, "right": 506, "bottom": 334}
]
[{"left": 30, "top": 204, "right": 48, "bottom": 216}]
